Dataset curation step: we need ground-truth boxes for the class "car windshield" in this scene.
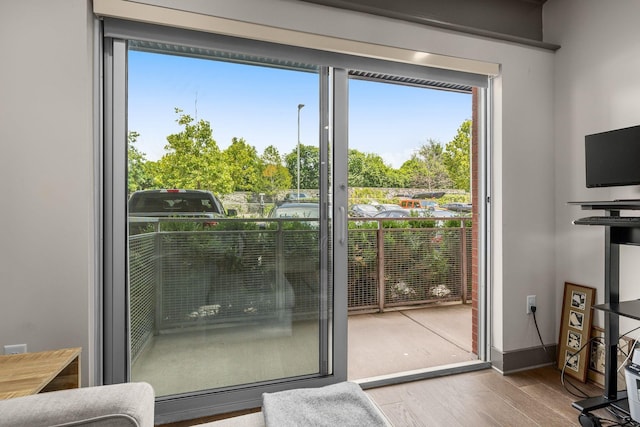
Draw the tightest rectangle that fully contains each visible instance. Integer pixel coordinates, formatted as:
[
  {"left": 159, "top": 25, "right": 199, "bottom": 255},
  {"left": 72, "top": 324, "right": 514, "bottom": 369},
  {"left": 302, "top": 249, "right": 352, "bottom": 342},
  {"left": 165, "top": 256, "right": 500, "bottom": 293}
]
[{"left": 129, "top": 193, "right": 219, "bottom": 214}]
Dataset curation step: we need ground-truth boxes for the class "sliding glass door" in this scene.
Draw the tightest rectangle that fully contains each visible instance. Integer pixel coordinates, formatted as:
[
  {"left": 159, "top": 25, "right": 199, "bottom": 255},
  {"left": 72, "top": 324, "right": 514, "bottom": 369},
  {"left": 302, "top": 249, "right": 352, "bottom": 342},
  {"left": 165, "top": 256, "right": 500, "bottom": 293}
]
[
  {"left": 126, "top": 48, "right": 331, "bottom": 396},
  {"left": 103, "top": 18, "right": 488, "bottom": 422},
  {"left": 103, "top": 25, "right": 347, "bottom": 420},
  {"left": 345, "top": 75, "right": 482, "bottom": 380}
]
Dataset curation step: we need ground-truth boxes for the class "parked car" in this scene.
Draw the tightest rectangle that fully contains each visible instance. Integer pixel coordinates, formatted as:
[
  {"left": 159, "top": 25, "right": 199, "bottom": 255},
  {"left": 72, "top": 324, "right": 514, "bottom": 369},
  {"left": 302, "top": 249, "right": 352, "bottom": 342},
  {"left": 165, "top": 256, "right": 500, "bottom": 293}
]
[
  {"left": 349, "top": 204, "right": 380, "bottom": 217},
  {"left": 269, "top": 203, "right": 318, "bottom": 218},
  {"left": 432, "top": 210, "right": 458, "bottom": 218},
  {"left": 268, "top": 202, "right": 319, "bottom": 228},
  {"left": 441, "top": 203, "right": 472, "bottom": 212},
  {"left": 399, "top": 199, "right": 438, "bottom": 210},
  {"left": 129, "top": 189, "right": 235, "bottom": 217},
  {"left": 284, "top": 192, "right": 310, "bottom": 201},
  {"left": 374, "top": 209, "right": 410, "bottom": 218},
  {"left": 373, "top": 203, "right": 404, "bottom": 212},
  {"left": 128, "top": 189, "right": 236, "bottom": 233}
]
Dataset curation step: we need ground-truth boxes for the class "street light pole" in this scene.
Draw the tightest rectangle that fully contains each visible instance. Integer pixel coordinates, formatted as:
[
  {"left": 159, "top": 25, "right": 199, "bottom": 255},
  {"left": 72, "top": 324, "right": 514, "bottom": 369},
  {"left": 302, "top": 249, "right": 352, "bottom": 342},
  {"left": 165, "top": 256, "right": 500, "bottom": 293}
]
[{"left": 297, "top": 103, "right": 305, "bottom": 199}]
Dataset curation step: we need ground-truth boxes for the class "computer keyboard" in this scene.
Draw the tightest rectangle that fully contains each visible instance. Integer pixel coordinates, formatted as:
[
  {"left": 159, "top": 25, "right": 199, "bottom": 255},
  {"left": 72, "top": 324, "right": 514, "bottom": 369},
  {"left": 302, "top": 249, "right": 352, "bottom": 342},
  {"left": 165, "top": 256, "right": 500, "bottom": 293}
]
[{"left": 574, "top": 216, "right": 640, "bottom": 227}]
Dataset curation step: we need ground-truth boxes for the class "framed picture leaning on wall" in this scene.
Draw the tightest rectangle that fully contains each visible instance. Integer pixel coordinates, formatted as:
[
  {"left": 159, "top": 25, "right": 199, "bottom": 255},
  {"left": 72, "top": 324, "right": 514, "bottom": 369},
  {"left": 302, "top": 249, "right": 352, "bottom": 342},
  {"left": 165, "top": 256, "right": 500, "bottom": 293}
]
[{"left": 557, "top": 282, "right": 596, "bottom": 382}]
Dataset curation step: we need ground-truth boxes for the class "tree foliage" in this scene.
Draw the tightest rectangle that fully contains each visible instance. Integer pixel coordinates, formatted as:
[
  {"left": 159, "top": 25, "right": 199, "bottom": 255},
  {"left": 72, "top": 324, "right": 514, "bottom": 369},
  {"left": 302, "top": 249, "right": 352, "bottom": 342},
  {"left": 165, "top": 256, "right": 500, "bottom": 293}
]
[
  {"left": 398, "top": 156, "right": 429, "bottom": 188},
  {"left": 442, "top": 119, "right": 471, "bottom": 191},
  {"left": 400, "top": 139, "right": 452, "bottom": 189},
  {"left": 223, "top": 137, "right": 261, "bottom": 192},
  {"left": 127, "top": 131, "right": 153, "bottom": 193},
  {"left": 259, "top": 145, "right": 292, "bottom": 196},
  {"left": 348, "top": 150, "right": 406, "bottom": 188},
  {"left": 284, "top": 144, "right": 319, "bottom": 190},
  {"left": 152, "top": 109, "right": 233, "bottom": 194},
  {"left": 128, "top": 108, "right": 472, "bottom": 196}
]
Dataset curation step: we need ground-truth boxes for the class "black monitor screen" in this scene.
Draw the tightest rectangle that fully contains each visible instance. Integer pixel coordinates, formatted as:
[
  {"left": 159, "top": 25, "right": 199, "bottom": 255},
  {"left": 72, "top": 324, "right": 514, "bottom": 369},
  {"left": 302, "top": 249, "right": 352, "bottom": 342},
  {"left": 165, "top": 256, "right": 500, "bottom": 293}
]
[{"left": 585, "top": 125, "right": 640, "bottom": 188}]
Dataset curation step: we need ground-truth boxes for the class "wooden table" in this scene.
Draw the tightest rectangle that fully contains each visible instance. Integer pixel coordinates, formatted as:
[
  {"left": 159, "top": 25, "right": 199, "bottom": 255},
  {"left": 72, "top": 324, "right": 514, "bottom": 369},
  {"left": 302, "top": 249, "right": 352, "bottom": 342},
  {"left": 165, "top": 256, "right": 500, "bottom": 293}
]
[{"left": 0, "top": 347, "right": 81, "bottom": 399}]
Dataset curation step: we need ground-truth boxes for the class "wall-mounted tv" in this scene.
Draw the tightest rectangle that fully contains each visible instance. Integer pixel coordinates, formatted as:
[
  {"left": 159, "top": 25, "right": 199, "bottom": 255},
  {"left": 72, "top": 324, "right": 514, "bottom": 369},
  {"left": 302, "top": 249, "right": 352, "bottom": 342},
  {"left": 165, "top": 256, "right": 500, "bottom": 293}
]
[{"left": 585, "top": 124, "right": 640, "bottom": 188}]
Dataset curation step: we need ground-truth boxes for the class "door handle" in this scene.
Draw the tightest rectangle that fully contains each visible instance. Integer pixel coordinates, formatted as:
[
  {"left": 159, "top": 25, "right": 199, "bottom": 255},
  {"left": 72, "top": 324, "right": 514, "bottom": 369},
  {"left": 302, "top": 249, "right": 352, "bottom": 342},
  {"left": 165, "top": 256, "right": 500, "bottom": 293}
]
[{"left": 339, "top": 206, "right": 346, "bottom": 245}]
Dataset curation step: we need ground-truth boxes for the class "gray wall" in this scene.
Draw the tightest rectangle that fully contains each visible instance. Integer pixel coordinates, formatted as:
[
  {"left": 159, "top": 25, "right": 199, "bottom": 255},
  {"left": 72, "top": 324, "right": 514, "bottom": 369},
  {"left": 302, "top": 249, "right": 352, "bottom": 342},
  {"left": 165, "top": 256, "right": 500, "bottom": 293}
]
[
  {"left": 0, "top": 1, "right": 96, "bottom": 383},
  {"left": 546, "top": 0, "right": 640, "bottom": 334}
]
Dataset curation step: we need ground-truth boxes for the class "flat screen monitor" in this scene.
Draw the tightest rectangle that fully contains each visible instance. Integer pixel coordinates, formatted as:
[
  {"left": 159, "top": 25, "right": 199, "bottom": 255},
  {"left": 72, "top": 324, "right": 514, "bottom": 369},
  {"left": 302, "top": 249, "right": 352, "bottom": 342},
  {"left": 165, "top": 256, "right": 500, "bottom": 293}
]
[{"left": 585, "top": 124, "right": 640, "bottom": 188}]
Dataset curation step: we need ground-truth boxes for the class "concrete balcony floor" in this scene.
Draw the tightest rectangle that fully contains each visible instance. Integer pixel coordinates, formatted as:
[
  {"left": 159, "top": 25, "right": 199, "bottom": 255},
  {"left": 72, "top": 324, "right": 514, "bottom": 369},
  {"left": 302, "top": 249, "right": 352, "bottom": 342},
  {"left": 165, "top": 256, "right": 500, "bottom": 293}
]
[
  {"left": 132, "top": 303, "right": 474, "bottom": 397},
  {"left": 157, "top": 303, "right": 477, "bottom": 426},
  {"left": 348, "top": 303, "right": 476, "bottom": 380}
]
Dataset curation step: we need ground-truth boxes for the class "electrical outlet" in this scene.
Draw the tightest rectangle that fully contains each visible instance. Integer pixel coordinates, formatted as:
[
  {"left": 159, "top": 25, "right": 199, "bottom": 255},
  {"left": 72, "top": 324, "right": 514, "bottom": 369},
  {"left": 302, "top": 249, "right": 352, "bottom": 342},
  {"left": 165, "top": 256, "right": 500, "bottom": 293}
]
[
  {"left": 4, "top": 344, "right": 27, "bottom": 355},
  {"left": 526, "top": 295, "right": 536, "bottom": 314}
]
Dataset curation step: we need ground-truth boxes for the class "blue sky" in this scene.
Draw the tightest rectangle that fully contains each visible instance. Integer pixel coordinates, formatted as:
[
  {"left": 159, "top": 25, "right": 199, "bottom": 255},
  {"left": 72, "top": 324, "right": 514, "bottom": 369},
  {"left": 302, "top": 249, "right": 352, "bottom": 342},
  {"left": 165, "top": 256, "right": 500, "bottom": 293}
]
[{"left": 128, "top": 50, "right": 471, "bottom": 169}]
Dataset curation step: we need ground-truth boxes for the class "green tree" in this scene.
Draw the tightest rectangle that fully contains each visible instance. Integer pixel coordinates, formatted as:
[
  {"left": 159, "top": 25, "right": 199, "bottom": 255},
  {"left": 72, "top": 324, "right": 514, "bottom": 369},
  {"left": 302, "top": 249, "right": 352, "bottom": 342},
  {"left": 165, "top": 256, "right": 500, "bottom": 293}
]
[
  {"left": 223, "top": 137, "right": 261, "bottom": 192},
  {"left": 442, "top": 119, "right": 472, "bottom": 191},
  {"left": 285, "top": 144, "right": 319, "bottom": 190},
  {"left": 261, "top": 145, "right": 282, "bottom": 165},
  {"left": 348, "top": 149, "right": 368, "bottom": 187},
  {"left": 399, "top": 156, "right": 428, "bottom": 187},
  {"left": 127, "top": 131, "right": 153, "bottom": 193},
  {"left": 348, "top": 149, "right": 406, "bottom": 188},
  {"left": 400, "top": 139, "right": 451, "bottom": 189},
  {"left": 385, "top": 167, "right": 408, "bottom": 188},
  {"left": 259, "top": 145, "right": 291, "bottom": 196},
  {"left": 153, "top": 109, "right": 233, "bottom": 194}
]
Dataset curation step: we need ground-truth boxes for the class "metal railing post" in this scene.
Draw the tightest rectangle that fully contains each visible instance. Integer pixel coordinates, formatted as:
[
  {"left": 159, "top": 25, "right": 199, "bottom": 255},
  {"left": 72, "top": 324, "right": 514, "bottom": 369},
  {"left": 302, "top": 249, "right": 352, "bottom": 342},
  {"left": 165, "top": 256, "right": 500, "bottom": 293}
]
[
  {"left": 154, "top": 221, "right": 162, "bottom": 333},
  {"left": 376, "top": 221, "right": 385, "bottom": 312},
  {"left": 460, "top": 220, "right": 468, "bottom": 303},
  {"left": 275, "top": 222, "right": 286, "bottom": 318}
]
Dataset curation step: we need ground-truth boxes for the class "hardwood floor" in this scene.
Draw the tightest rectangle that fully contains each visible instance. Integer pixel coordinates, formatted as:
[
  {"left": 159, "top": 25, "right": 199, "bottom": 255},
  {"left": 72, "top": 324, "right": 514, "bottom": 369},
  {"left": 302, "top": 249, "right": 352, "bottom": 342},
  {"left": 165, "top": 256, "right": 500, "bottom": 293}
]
[
  {"left": 162, "top": 365, "right": 620, "bottom": 426},
  {"left": 366, "top": 365, "right": 607, "bottom": 426}
]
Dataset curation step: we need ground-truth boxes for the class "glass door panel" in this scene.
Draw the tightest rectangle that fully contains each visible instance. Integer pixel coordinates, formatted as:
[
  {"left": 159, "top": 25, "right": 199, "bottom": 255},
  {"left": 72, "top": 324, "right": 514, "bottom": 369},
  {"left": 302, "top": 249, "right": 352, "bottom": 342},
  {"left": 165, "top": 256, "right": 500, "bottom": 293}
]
[
  {"left": 126, "top": 47, "right": 329, "bottom": 397},
  {"left": 346, "top": 77, "right": 478, "bottom": 379}
]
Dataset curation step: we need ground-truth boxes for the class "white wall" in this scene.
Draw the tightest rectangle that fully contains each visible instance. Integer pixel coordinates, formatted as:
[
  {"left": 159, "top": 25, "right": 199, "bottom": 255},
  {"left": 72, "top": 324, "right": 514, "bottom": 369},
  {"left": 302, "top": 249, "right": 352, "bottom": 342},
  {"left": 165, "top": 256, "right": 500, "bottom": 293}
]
[
  {"left": 0, "top": 1, "right": 95, "bottom": 383},
  {"left": 546, "top": 0, "right": 640, "bottom": 336},
  {"left": 0, "top": 0, "right": 559, "bottom": 386}
]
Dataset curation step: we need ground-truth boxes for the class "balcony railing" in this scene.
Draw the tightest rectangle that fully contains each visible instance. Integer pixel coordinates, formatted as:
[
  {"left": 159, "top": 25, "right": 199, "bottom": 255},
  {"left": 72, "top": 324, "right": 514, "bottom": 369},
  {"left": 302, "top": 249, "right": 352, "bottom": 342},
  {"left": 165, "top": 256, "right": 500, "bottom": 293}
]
[
  {"left": 347, "top": 217, "right": 472, "bottom": 312},
  {"left": 128, "top": 216, "right": 471, "bottom": 361}
]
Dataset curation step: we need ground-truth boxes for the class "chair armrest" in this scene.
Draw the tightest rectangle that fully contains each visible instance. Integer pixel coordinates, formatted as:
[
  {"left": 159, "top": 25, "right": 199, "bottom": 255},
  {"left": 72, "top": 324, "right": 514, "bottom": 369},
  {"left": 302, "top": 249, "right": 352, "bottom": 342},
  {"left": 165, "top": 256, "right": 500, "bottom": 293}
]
[{"left": 0, "top": 382, "right": 155, "bottom": 427}]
